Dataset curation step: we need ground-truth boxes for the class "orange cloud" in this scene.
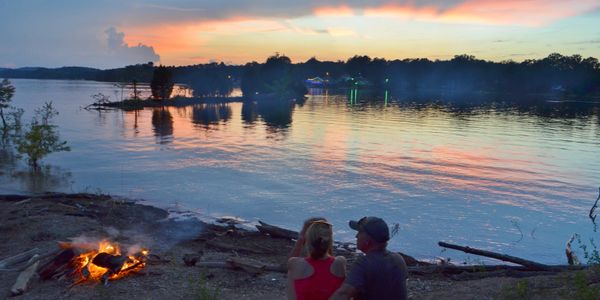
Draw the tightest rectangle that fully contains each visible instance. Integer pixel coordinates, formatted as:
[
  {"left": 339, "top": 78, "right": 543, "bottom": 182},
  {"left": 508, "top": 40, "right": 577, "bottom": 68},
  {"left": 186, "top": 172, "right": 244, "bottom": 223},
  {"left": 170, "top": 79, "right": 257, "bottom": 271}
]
[
  {"left": 123, "top": 17, "right": 287, "bottom": 64},
  {"left": 440, "top": 0, "right": 600, "bottom": 26},
  {"left": 314, "top": 5, "right": 355, "bottom": 17},
  {"left": 362, "top": 0, "right": 600, "bottom": 26},
  {"left": 364, "top": 4, "right": 440, "bottom": 21}
]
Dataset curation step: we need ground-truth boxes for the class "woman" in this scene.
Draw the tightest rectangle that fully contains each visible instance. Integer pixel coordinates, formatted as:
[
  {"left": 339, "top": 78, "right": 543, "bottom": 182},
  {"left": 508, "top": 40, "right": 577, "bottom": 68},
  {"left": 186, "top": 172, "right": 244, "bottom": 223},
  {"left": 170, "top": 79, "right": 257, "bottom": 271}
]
[{"left": 287, "top": 219, "right": 346, "bottom": 300}]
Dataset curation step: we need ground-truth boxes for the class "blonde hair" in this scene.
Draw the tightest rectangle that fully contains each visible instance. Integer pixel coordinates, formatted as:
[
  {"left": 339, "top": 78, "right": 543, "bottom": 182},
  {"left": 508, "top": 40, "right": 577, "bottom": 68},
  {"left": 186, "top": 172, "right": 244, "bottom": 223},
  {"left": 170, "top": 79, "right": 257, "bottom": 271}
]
[{"left": 305, "top": 221, "right": 333, "bottom": 259}]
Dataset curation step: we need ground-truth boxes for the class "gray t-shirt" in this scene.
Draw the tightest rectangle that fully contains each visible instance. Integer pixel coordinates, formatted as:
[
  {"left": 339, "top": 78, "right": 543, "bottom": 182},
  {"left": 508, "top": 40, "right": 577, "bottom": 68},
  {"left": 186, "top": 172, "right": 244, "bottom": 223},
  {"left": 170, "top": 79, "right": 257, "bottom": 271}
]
[{"left": 345, "top": 250, "right": 408, "bottom": 300}]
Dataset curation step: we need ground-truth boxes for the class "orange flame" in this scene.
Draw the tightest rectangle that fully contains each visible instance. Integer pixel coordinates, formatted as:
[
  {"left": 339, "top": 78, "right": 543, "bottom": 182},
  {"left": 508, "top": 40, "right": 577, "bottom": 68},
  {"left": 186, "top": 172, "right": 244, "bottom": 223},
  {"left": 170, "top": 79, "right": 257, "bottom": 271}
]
[{"left": 71, "top": 240, "right": 148, "bottom": 283}]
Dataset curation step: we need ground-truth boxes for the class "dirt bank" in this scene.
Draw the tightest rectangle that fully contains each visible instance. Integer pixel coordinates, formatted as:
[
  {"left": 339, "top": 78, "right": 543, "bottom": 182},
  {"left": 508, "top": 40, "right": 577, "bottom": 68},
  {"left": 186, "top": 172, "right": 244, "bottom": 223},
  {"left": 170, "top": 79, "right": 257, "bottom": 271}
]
[{"left": 0, "top": 193, "right": 598, "bottom": 299}]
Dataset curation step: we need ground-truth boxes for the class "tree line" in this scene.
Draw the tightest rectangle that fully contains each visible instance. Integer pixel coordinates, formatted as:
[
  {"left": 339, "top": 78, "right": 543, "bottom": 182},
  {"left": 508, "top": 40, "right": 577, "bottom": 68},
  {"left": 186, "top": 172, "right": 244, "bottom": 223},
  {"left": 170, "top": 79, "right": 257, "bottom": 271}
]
[{"left": 2, "top": 53, "right": 599, "bottom": 99}]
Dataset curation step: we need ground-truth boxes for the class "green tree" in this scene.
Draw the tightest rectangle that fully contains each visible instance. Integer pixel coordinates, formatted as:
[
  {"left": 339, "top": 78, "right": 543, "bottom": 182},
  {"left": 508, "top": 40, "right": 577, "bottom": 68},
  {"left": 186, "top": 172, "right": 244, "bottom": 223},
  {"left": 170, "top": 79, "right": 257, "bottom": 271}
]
[
  {"left": 17, "top": 102, "right": 70, "bottom": 168},
  {"left": 0, "top": 78, "right": 16, "bottom": 130}
]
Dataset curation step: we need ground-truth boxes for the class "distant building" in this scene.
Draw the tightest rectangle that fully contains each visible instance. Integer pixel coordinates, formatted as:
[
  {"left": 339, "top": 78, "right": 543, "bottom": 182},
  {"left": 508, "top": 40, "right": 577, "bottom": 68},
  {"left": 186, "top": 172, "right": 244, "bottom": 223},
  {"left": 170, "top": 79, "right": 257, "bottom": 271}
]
[{"left": 305, "top": 76, "right": 328, "bottom": 87}]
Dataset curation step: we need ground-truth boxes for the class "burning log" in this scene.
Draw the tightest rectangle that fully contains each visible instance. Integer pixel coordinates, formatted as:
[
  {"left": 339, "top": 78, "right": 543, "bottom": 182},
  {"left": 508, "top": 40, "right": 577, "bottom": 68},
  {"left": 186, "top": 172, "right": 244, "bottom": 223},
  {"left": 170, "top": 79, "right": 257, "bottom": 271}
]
[
  {"left": 41, "top": 239, "right": 149, "bottom": 286},
  {"left": 10, "top": 261, "right": 40, "bottom": 296},
  {"left": 83, "top": 252, "right": 129, "bottom": 285},
  {"left": 91, "top": 253, "right": 128, "bottom": 273},
  {"left": 256, "top": 221, "right": 298, "bottom": 240}
]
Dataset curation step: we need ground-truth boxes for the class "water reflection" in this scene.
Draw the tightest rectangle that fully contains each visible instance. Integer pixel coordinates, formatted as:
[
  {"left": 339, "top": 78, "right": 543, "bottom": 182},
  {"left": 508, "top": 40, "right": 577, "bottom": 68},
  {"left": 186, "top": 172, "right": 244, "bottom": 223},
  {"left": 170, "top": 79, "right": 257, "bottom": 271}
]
[
  {"left": 125, "top": 110, "right": 141, "bottom": 135},
  {"left": 5, "top": 79, "right": 600, "bottom": 264},
  {"left": 151, "top": 108, "right": 174, "bottom": 144},
  {"left": 191, "top": 103, "right": 232, "bottom": 127},
  {"left": 1, "top": 145, "right": 72, "bottom": 193},
  {"left": 256, "top": 100, "right": 295, "bottom": 130},
  {"left": 241, "top": 101, "right": 258, "bottom": 125},
  {"left": 11, "top": 166, "right": 73, "bottom": 193},
  {"left": 241, "top": 99, "right": 297, "bottom": 135},
  {"left": 334, "top": 88, "right": 600, "bottom": 121}
]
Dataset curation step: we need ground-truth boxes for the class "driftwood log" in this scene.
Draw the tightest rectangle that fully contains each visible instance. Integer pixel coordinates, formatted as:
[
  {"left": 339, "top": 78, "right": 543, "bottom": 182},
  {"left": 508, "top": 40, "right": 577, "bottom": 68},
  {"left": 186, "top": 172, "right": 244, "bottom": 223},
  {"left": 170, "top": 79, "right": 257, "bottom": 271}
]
[
  {"left": 566, "top": 234, "right": 580, "bottom": 265},
  {"left": 206, "top": 239, "right": 275, "bottom": 254},
  {"left": 195, "top": 259, "right": 286, "bottom": 273},
  {"left": 408, "top": 264, "right": 583, "bottom": 276},
  {"left": 256, "top": 221, "right": 298, "bottom": 240},
  {"left": 10, "top": 261, "right": 40, "bottom": 296},
  {"left": 438, "top": 241, "right": 550, "bottom": 270},
  {"left": 226, "top": 257, "right": 267, "bottom": 275},
  {"left": 0, "top": 248, "right": 40, "bottom": 269}
]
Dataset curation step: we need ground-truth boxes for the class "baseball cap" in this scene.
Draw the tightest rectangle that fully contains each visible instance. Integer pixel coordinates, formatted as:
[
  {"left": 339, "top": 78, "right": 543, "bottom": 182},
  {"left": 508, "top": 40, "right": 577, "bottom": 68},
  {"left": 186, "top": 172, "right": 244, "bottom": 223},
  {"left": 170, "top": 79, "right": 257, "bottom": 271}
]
[{"left": 349, "top": 216, "right": 390, "bottom": 243}]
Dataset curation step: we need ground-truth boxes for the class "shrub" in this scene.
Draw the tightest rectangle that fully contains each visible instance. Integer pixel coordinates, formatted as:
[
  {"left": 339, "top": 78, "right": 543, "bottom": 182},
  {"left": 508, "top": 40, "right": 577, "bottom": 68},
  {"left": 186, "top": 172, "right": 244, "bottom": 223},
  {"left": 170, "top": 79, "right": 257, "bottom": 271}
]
[{"left": 17, "top": 102, "right": 70, "bottom": 168}]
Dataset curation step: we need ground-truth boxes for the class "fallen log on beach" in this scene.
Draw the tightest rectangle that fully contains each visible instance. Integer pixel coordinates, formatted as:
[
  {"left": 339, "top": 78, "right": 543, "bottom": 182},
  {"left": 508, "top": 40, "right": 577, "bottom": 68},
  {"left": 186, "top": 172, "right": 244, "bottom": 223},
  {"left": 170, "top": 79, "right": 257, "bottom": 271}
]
[
  {"left": 206, "top": 239, "right": 276, "bottom": 255},
  {"left": 0, "top": 248, "right": 41, "bottom": 270},
  {"left": 408, "top": 264, "right": 583, "bottom": 275},
  {"left": 438, "top": 241, "right": 550, "bottom": 270},
  {"left": 195, "top": 259, "right": 286, "bottom": 273},
  {"left": 10, "top": 261, "right": 40, "bottom": 296},
  {"left": 255, "top": 221, "right": 298, "bottom": 240}
]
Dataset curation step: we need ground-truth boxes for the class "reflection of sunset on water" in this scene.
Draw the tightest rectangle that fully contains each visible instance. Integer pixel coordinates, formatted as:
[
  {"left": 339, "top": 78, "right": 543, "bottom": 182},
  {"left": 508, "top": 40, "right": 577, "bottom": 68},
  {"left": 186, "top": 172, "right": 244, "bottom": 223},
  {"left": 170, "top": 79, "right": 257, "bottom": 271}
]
[{"left": 6, "top": 79, "right": 600, "bottom": 263}]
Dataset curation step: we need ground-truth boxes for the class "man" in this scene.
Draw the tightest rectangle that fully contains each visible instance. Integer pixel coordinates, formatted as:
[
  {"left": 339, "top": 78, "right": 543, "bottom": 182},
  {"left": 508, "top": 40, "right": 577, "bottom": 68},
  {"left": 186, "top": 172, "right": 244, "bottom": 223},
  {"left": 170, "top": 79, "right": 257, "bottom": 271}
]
[{"left": 330, "top": 216, "right": 408, "bottom": 300}]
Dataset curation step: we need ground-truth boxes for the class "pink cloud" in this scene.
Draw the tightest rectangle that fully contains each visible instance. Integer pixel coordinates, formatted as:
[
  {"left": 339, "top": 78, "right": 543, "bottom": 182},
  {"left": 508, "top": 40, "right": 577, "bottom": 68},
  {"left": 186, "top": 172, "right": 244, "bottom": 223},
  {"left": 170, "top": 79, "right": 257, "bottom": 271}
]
[
  {"left": 364, "top": 4, "right": 440, "bottom": 21},
  {"left": 362, "top": 0, "right": 600, "bottom": 26},
  {"left": 313, "top": 5, "right": 356, "bottom": 17},
  {"left": 440, "top": 0, "right": 600, "bottom": 26}
]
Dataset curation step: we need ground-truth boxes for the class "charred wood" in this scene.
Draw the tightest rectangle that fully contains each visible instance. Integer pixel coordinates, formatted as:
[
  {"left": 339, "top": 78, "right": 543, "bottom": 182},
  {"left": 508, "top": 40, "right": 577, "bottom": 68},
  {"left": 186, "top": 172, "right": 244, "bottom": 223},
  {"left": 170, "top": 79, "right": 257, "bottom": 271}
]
[
  {"left": 38, "top": 248, "right": 77, "bottom": 280},
  {"left": 91, "top": 253, "right": 127, "bottom": 273}
]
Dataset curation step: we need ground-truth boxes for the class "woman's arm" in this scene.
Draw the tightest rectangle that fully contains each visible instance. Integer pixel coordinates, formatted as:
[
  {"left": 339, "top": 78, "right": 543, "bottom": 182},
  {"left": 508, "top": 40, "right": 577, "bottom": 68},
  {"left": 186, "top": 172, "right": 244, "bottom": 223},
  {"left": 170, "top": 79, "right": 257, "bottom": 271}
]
[
  {"left": 331, "top": 256, "right": 347, "bottom": 278},
  {"left": 286, "top": 258, "right": 299, "bottom": 300},
  {"left": 288, "top": 217, "right": 327, "bottom": 258}
]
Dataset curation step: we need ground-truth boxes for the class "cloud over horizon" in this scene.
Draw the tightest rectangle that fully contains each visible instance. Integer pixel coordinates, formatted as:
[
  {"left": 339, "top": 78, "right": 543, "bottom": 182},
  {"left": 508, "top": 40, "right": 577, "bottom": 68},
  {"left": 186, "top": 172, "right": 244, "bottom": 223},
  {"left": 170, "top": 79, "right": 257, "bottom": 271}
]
[
  {"left": 0, "top": 1, "right": 599, "bottom": 67},
  {"left": 105, "top": 27, "right": 160, "bottom": 67}
]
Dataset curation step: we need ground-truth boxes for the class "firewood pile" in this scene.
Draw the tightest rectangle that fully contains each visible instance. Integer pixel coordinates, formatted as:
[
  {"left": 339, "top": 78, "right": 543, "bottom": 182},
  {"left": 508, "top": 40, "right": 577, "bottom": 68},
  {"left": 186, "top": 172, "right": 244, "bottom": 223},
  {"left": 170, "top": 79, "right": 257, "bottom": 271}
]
[{"left": 1, "top": 239, "right": 154, "bottom": 296}]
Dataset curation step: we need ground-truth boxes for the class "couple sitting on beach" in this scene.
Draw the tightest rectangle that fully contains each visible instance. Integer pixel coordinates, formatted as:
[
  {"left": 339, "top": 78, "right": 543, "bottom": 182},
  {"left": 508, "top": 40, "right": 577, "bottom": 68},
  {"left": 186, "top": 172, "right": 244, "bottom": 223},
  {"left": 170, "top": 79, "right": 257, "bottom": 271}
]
[{"left": 286, "top": 216, "right": 408, "bottom": 300}]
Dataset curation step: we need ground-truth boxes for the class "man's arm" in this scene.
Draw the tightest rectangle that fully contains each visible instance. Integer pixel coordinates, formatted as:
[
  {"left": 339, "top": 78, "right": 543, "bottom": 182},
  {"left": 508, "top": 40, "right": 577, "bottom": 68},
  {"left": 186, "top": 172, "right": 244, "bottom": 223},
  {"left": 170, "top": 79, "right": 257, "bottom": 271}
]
[{"left": 329, "top": 283, "right": 358, "bottom": 300}]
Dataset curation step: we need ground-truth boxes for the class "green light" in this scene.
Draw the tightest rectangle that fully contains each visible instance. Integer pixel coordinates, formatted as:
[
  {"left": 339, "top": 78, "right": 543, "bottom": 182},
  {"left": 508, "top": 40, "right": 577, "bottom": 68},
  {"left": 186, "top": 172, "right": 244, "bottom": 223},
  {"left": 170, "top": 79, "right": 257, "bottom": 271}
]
[{"left": 385, "top": 90, "right": 388, "bottom": 105}]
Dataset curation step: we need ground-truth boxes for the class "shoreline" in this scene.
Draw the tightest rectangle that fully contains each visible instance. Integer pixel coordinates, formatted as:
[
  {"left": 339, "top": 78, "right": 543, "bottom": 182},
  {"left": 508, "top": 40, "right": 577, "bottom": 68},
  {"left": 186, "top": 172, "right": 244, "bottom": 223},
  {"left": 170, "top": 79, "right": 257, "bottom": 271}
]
[{"left": 1, "top": 193, "right": 597, "bottom": 299}]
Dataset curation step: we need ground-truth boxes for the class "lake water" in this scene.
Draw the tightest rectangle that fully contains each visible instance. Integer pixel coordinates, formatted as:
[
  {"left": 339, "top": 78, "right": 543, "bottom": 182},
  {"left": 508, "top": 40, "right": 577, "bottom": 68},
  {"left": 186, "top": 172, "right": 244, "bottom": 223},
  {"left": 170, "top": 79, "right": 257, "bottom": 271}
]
[{"left": 2, "top": 79, "right": 600, "bottom": 264}]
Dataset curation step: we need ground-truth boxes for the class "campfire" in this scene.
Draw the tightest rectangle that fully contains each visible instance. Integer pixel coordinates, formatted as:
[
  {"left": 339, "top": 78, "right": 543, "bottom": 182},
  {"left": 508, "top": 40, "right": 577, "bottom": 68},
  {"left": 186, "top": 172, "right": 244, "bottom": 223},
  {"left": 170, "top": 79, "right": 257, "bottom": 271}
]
[{"left": 40, "top": 239, "right": 149, "bottom": 286}]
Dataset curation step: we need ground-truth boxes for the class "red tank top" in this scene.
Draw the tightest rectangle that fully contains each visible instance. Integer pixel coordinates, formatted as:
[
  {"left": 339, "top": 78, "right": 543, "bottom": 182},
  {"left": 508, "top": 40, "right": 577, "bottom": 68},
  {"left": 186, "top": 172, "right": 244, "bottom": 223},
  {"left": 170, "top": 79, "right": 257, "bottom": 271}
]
[{"left": 293, "top": 256, "right": 344, "bottom": 300}]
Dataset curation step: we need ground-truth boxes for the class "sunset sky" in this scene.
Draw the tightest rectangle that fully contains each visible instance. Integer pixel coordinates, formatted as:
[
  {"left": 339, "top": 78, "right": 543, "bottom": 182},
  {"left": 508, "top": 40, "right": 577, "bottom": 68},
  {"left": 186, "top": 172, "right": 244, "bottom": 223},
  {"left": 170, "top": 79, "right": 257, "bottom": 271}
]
[{"left": 1, "top": 0, "right": 599, "bottom": 69}]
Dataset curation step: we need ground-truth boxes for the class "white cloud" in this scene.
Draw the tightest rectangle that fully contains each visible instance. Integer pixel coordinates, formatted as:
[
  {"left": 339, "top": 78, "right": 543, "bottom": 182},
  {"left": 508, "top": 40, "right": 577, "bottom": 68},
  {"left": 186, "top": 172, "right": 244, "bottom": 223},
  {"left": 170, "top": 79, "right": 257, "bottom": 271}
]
[{"left": 105, "top": 27, "right": 160, "bottom": 67}]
